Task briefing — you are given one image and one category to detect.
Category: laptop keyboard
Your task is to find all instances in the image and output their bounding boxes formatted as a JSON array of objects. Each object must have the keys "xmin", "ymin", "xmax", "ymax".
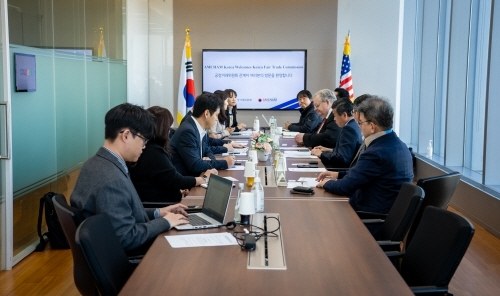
[{"xmin": 188, "ymin": 215, "xmax": 211, "ymax": 226}]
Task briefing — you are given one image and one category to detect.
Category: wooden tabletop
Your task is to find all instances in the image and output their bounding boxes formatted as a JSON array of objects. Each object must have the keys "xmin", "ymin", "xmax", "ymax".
[{"xmin": 119, "ymin": 199, "xmax": 413, "ymax": 295}]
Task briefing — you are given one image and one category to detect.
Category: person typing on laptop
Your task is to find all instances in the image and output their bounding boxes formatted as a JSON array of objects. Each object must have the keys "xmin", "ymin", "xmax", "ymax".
[{"xmin": 70, "ymin": 103, "xmax": 189, "ymax": 256}]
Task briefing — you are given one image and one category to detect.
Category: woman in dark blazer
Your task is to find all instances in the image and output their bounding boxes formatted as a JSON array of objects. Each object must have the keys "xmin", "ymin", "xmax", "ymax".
[
  {"xmin": 225, "ymin": 89, "xmax": 246, "ymax": 132},
  {"xmin": 129, "ymin": 106, "xmax": 215, "ymax": 203}
]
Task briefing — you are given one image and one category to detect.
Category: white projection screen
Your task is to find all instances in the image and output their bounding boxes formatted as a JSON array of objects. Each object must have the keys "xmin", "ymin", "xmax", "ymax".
[{"xmin": 202, "ymin": 50, "xmax": 307, "ymax": 110}]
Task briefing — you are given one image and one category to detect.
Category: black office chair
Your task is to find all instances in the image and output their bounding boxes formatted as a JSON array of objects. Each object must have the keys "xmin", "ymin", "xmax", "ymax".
[
  {"xmin": 359, "ymin": 183, "xmax": 424, "ymax": 251},
  {"xmin": 76, "ymin": 214, "xmax": 135, "ymax": 296},
  {"xmin": 52, "ymin": 195, "xmax": 99, "ymax": 296},
  {"xmin": 406, "ymin": 172, "xmax": 461, "ymax": 246},
  {"xmin": 387, "ymin": 206, "xmax": 474, "ymax": 295}
]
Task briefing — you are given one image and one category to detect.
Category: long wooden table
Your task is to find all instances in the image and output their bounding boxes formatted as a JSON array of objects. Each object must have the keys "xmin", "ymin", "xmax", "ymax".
[
  {"xmin": 119, "ymin": 199, "xmax": 412, "ymax": 295},
  {"xmin": 119, "ymin": 135, "xmax": 412, "ymax": 295}
]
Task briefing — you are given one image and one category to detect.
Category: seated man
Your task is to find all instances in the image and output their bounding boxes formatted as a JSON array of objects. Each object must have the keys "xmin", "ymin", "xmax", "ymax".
[
  {"xmin": 171, "ymin": 92, "xmax": 236, "ymax": 176},
  {"xmin": 71, "ymin": 103, "xmax": 189, "ymax": 256},
  {"xmin": 316, "ymin": 96, "xmax": 413, "ymax": 214},
  {"xmin": 334, "ymin": 87, "xmax": 350, "ymax": 100},
  {"xmin": 294, "ymin": 89, "xmax": 340, "ymax": 148},
  {"xmin": 311, "ymin": 98, "xmax": 362, "ymax": 168},
  {"xmin": 284, "ymin": 90, "xmax": 323, "ymax": 133}
]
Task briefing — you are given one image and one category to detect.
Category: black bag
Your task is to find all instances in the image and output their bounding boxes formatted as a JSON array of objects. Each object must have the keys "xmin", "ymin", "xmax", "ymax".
[{"xmin": 35, "ymin": 192, "xmax": 70, "ymax": 251}]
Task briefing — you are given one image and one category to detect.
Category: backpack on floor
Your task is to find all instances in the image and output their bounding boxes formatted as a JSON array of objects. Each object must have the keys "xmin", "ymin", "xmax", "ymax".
[{"xmin": 35, "ymin": 192, "xmax": 70, "ymax": 251}]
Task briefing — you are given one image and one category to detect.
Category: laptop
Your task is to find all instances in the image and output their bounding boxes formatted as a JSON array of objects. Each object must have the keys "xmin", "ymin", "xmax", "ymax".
[{"xmin": 175, "ymin": 174, "xmax": 233, "ymax": 230}]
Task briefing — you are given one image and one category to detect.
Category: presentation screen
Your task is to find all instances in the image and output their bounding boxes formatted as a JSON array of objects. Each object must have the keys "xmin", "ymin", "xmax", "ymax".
[
  {"xmin": 14, "ymin": 53, "xmax": 37, "ymax": 92},
  {"xmin": 202, "ymin": 50, "xmax": 306, "ymax": 110}
]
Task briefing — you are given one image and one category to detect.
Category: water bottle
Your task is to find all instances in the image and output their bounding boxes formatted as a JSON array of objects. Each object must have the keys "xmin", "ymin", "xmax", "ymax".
[
  {"xmin": 270, "ymin": 116, "xmax": 276, "ymax": 136},
  {"xmin": 253, "ymin": 116, "xmax": 260, "ymax": 132},
  {"xmin": 252, "ymin": 171, "xmax": 264, "ymax": 212},
  {"xmin": 234, "ymin": 183, "xmax": 244, "ymax": 223},
  {"xmin": 426, "ymin": 140, "xmax": 433, "ymax": 159}
]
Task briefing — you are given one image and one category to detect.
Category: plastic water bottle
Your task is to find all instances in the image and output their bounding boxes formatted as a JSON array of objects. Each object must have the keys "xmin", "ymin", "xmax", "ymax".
[
  {"xmin": 253, "ymin": 116, "xmax": 260, "ymax": 132},
  {"xmin": 234, "ymin": 183, "xmax": 244, "ymax": 223},
  {"xmin": 426, "ymin": 140, "xmax": 433, "ymax": 159},
  {"xmin": 252, "ymin": 171, "xmax": 264, "ymax": 212},
  {"xmin": 270, "ymin": 116, "xmax": 276, "ymax": 136}
]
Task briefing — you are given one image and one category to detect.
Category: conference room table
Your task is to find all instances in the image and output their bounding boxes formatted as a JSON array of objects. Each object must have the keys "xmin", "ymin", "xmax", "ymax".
[{"xmin": 119, "ymin": 134, "xmax": 413, "ymax": 295}]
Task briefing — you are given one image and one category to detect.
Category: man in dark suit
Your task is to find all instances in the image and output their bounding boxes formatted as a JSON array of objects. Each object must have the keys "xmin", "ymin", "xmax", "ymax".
[
  {"xmin": 284, "ymin": 90, "xmax": 323, "ymax": 133},
  {"xmin": 316, "ymin": 96, "xmax": 413, "ymax": 214},
  {"xmin": 71, "ymin": 103, "xmax": 189, "ymax": 255},
  {"xmin": 171, "ymin": 92, "xmax": 236, "ymax": 177},
  {"xmin": 311, "ymin": 98, "xmax": 362, "ymax": 168},
  {"xmin": 294, "ymin": 89, "xmax": 341, "ymax": 148}
]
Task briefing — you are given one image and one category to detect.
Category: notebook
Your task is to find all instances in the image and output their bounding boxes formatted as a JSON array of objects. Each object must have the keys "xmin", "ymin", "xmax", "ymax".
[{"xmin": 175, "ymin": 174, "xmax": 233, "ymax": 230}]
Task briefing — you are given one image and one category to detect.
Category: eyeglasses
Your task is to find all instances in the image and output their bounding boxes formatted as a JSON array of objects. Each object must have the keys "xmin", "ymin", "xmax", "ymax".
[
  {"xmin": 120, "ymin": 130, "xmax": 149, "ymax": 146},
  {"xmin": 357, "ymin": 120, "xmax": 371, "ymax": 126}
]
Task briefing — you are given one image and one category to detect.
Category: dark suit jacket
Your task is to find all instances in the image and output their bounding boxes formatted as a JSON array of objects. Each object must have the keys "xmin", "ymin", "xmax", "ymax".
[
  {"xmin": 225, "ymin": 108, "xmax": 241, "ymax": 132},
  {"xmin": 320, "ymin": 119, "xmax": 362, "ymax": 168},
  {"xmin": 323, "ymin": 131, "xmax": 414, "ymax": 214},
  {"xmin": 181, "ymin": 111, "xmax": 228, "ymax": 154},
  {"xmin": 302, "ymin": 112, "xmax": 341, "ymax": 148},
  {"xmin": 170, "ymin": 116, "xmax": 229, "ymax": 176},
  {"xmin": 288, "ymin": 103, "xmax": 323, "ymax": 133},
  {"xmin": 70, "ymin": 147, "xmax": 171, "ymax": 254},
  {"xmin": 129, "ymin": 141, "xmax": 197, "ymax": 203}
]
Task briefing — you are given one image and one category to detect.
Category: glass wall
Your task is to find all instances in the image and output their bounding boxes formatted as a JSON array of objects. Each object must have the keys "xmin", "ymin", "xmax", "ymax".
[
  {"xmin": 401, "ymin": 0, "xmax": 498, "ymax": 189},
  {"xmin": 7, "ymin": 0, "xmax": 127, "ymax": 259}
]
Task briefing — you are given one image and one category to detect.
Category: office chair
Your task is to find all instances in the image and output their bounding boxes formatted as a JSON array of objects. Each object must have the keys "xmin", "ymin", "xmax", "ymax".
[
  {"xmin": 406, "ymin": 172, "xmax": 461, "ymax": 246},
  {"xmin": 52, "ymin": 195, "xmax": 99, "ymax": 296},
  {"xmin": 387, "ymin": 206, "xmax": 474, "ymax": 295},
  {"xmin": 359, "ymin": 183, "xmax": 424, "ymax": 251},
  {"xmin": 76, "ymin": 214, "xmax": 135, "ymax": 296}
]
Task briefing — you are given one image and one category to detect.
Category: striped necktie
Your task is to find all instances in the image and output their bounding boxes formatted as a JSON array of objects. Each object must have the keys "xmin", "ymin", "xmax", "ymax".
[{"xmin": 317, "ymin": 118, "xmax": 326, "ymax": 134}]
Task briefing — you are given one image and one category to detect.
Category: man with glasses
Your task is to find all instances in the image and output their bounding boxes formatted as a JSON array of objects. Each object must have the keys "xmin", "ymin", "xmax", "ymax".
[
  {"xmin": 284, "ymin": 90, "xmax": 323, "ymax": 133},
  {"xmin": 316, "ymin": 96, "xmax": 413, "ymax": 215},
  {"xmin": 71, "ymin": 103, "xmax": 189, "ymax": 256},
  {"xmin": 294, "ymin": 89, "xmax": 340, "ymax": 148},
  {"xmin": 311, "ymin": 98, "xmax": 362, "ymax": 168}
]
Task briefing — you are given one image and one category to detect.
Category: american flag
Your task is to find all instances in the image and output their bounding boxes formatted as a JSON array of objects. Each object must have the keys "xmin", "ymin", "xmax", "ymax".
[{"xmin": 339, "ymin": 34, "xmax": 354, "ymax": 100}]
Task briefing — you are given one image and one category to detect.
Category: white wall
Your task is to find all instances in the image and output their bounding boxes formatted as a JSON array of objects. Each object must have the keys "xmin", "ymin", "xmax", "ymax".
[
  {"xmin": 126, "ymin": 0, "xmax": 149, "ymax": 107},
  {"xmin": 336, "ymin": 0, "xmax": 404, "ymax": 133}
]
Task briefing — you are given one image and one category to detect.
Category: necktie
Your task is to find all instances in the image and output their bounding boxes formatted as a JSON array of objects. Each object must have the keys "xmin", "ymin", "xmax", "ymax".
[
  {"xmin": 349, "ymin": 142, "xmax": 366, "ymax": 168},
  {"xmin": 317, "ymin": 118, "xmax": 326, "ymax": 134}
]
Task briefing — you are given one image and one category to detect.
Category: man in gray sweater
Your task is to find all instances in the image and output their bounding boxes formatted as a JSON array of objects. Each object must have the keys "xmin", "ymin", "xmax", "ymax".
[{"xmin": 71, "ymin": 103, "xmax": 188, "ymax": 255}]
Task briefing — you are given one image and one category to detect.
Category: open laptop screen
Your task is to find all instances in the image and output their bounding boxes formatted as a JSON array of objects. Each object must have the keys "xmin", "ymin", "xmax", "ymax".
[{"xmin": 201, "ymin": 175, "xmax": 233, "ymax": 222}]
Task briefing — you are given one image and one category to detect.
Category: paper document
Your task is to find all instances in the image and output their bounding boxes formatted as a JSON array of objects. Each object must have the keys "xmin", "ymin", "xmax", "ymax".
[
  {"xmin": 227, "ymin": 166, "xmax": 245, "ymax": 171},
  {"xmin": 285, "ymin": 155, "xmax": 318, "ymax": 159},
  {"xmin": 233, "ymin": 148, "xmax": 249, "ymax": 153},
  {"xmin": 165, "ymin": 232, "xmax": 238, "ymax": 248},
  {"xmin": 297, "ymin": 177, "xmax": 319, "ymax": 187},
  {"xmin": 283, "ymin": 150, "xmax": 311, "ymax": 156},
  {"xmin": 289, "ymin": 168, "xmax": 326, "ymax": 172},
  {"xmin": 222, "ymin": 152, "xmax": 246, "ymax": 156},
  {"xmin": 223, "ymin": 176, "xmax": 239, "ymax": 181},
  {"xmin": 279, "ymin": 147, "xmax": 310, "ymax": 151},
  {"xmin": 282, "ymin": 131, "xmax": 299, "ymax": 137}
]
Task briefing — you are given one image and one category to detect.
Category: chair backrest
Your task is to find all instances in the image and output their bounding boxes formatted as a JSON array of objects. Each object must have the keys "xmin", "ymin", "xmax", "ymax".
[
  {"xmin": 380, "ymin": 183, "xmax": 424, "ymax": 242},
  {"xmin": 76, "ymin": 214, "xmax": 135, "ymax": 296},
  {"xmin": 401, "ymin": 206, "xmax": 474, "ymax": 289},
  {"xmin": 52, "ymin": 195, "xmax": 98, "ymax": 296},
  {"xmin": 407, "ymin": 172, "xmax": 462, "ymax": 245}
]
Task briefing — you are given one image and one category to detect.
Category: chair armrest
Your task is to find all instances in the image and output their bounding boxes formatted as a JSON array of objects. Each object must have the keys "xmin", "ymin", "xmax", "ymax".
[
  {"xmin": 377, "ymin": 240, "xmax": 402, "ymax": 252},
  {"xmin": 384, "ymin": 251, "xmax": 404, "ymax": 259},
  {"xmin": 356, "ymin": 211, "xmax": 388, "ymax": 220},
  {"xmin": 361, "ymin": 219, "xmax": 385, "ymax": 225},
  {"xmin": 142, "ymin": 201, "xmax": 176, "ymax": 208},
  {"xmin": 410, "ymin": 285, "xmax": 449, "ymax": 294}
]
